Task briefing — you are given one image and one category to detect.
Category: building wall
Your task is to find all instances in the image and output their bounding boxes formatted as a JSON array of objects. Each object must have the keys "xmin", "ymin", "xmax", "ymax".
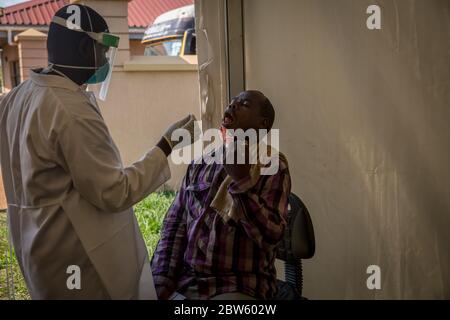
[
  {"xmin": 96, "ymin": 68, "xmax": 200, "ymax": 190},
  {"xmin": 130, "ymin": 39, "xmax": 145, "ymax": 57},
  {"xmin": 241, "ymin": 0, "xmax": 450, "ymax": 299},
  {"xmin": 1, "ymin": 44, "xmax": 19, "ymax": 92},
  {"xmin": 17, "ymin": 37, "xmax": 47, "ymax": 81}
]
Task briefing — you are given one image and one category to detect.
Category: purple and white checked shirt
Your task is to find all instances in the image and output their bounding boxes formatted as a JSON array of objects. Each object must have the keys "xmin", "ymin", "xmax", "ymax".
[{"xmin": 151, "ymin": 155, "xmax": 291, "ymax": 300}]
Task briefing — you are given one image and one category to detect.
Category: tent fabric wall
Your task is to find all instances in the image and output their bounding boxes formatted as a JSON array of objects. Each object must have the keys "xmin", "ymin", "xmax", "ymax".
[
  {"xmin": 195, "ymin": 0, "xmax": 229, "ymax": 131},
  {"xmin": 196, "ymin": 0, "xmax": 450, "ymax": 299}
]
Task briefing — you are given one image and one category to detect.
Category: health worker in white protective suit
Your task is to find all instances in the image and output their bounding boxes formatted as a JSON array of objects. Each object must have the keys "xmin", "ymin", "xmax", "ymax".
[{"xmin": 0, "ymin": 4, "xmax": 196, "ymax": 299}]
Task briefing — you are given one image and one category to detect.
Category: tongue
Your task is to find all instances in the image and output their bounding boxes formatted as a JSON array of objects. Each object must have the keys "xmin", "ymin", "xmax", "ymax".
[{"xmin": 224, "ymin": 116, "xmax": 233, "ymax": 125}]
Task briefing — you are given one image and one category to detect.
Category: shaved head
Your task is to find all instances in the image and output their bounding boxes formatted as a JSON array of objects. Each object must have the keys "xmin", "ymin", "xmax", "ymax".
[
  {"xmin": 245, "ymin": 90, "xmax": 275, "ymax": 130},
  {"xmin": 222, "ymin": 90, "xmax": 275, "ymax": 131}
]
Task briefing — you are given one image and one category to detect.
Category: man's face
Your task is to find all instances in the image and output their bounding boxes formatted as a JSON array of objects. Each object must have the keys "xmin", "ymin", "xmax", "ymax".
[
  {"xmin": 222, "ymin": 91, "xmax": 267, "ymax": 131},
  {"xmin": 95, "ymin": 42, "xmax": 109, "ymax": 66}
]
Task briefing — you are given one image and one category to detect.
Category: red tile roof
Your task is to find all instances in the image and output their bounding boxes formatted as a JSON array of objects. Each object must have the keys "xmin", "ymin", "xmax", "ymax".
[
  {"xmin": 128, "ymin": 0, "xmax": 193, "ymax": 28},
  {"xmin": 0, "ymin": 0, "xmax": 194, "ymax": 28},
  {"xmin": 0, "ymin": 0, "xmax": 67, "ymax": 26}
]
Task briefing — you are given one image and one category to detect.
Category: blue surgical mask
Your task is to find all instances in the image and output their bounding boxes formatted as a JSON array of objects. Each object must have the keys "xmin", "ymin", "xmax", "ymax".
[{"xmin": 85, "ymin": 62, "xmax": 110, "ymax": 84}]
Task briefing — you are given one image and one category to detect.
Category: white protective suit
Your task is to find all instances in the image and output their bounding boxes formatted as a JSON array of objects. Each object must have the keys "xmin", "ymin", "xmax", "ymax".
[{"xmin": 0, "ymin": 69, "xmax": 170, "ymax": 299}]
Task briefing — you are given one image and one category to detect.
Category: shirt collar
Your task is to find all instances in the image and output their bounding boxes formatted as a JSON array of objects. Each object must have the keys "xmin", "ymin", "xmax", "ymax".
[{"xmin": 29, "ymin": 68, "xmax": 81, "ymax": 92}]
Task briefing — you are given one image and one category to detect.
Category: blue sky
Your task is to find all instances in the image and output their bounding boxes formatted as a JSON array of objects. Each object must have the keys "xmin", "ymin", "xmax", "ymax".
[{"xmin": 0, "ymin": 0, "xmax": 29, "ymax": 8}]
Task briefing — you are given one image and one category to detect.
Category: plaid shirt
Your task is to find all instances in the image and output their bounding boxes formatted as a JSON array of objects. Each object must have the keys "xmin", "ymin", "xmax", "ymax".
[{"xmin": 151, "ymin": 154, "xmax": 291, "ymax": 300}]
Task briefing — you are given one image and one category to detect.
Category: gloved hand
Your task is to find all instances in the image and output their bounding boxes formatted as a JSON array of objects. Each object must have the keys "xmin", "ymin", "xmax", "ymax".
[{"xmin": 162, "ymin": 114, "xmax": 198, "ymax": 150}]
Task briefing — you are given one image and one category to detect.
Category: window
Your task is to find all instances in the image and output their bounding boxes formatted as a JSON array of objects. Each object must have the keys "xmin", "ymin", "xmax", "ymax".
[
  {"xmin": 144, "ymin": 39, "xmax": 183, "ymax": 56},
  {"xmin": 11, "ymin": 61, "xmax": 20, "ymax": 87}
]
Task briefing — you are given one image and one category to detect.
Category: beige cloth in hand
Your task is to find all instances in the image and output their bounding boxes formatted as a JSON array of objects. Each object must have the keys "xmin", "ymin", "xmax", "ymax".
[
  {"xmin": 210, "ymin": 149, "xmax": 288, "ymax": 223},
  {"xmin": 210, "ymin": 164, "xmax": 261, "ymax": 223}
]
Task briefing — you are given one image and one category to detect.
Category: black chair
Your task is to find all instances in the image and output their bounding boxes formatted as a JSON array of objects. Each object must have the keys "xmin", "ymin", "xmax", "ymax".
[{"xmin": 275, "ymin": 193, "xmax": 315, "ymax": 300}]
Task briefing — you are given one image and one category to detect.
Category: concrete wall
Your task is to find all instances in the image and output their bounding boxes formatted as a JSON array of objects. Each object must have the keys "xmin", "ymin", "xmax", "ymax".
[
  {"xmin": 241, "ymin": 0, "xmax": 450, "ymax": 299},
  {"xmin": 96, "ymin": 68, "xmax": 200, "ymax": 190}
]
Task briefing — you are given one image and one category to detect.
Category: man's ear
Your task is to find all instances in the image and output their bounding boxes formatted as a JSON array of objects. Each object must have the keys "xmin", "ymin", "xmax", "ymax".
[
  {"xmin": 78, "ymin": 36, "xmax": 93, "ymax": 62},
  {"xmin": 261, "ymin": 118, "xmax": 270, "ymax": 130}
]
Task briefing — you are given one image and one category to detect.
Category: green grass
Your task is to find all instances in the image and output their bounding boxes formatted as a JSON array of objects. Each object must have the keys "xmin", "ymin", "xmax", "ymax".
[
  {"xmin": 0, "ymin": 191, "xmax": 175, "ymax": 300},
  {"xmin": 134, "ymin": 191, "xmax": 175, "ymax": 257},
  {"xmin": 0, "ymin": 211, "xmax": 30, "ymax": 300}
]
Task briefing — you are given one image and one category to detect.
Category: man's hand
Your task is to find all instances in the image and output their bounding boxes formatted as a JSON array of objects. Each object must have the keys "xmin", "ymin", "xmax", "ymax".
[
  {"xmin": 223, "ymin": 140, "xmax": 251, "ymax": 181},
  {"xmin": 155, "ymin": 285, "xmax": 172, "ymax": 300}
]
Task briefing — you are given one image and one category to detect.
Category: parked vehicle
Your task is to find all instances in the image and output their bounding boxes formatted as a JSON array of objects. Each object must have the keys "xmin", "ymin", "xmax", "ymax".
[{"xmin": 142, "ymin": 4, "xmax": 196, "ymax": 56}]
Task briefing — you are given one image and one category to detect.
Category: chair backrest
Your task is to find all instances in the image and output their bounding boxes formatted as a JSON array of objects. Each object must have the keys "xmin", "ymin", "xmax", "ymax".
[{"xmin": 277, "ymin": 193, "xmax": 315, "ymax": 263}]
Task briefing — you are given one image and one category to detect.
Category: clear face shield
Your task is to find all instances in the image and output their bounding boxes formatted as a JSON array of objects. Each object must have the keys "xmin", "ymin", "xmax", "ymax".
[
  {"xmin": 85, "ymin": 33, "xmax": 119, "ymax": 101},
  {"xmin": 50, "ymin": 16, "xmax": 120, "ymax": 101}
]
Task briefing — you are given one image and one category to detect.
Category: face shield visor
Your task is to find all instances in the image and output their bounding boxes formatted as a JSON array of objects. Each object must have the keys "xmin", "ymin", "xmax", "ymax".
[{"xmin": 50, "ymin": 16, "xmax": 120, "ymax": 101}]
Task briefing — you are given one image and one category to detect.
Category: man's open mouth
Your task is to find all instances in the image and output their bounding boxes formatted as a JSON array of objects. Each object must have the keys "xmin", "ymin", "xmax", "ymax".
[{"xmin": 222, "ymin": 111, "xmax": 234, "ymax": 127}]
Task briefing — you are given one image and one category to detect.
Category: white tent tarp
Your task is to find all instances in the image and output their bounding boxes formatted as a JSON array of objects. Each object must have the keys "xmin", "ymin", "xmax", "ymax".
[{"xmin": 196, "ymin": 0, "xmax": 450, "ymax": 299}]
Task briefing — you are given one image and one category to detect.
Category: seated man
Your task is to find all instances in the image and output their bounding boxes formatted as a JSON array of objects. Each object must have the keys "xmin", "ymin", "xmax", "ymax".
[{"xmin": 151, "ymin": 90, "xmax": 291, "ymax": 300}]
